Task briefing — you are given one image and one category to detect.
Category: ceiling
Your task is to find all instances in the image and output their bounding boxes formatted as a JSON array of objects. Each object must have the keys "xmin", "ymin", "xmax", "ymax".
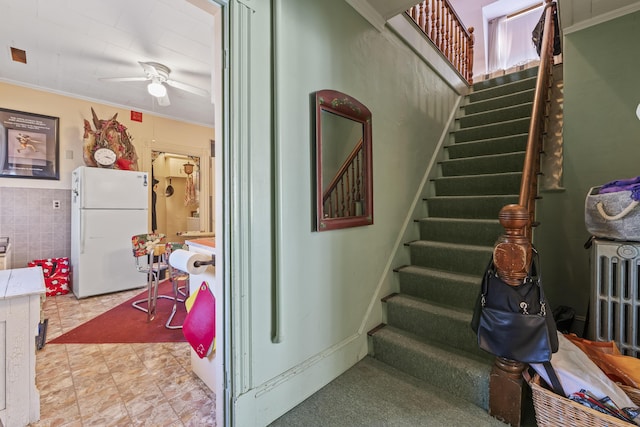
[
  {"xmin": 2, "ymin": 0, "xmax": 640, "ymax": 127},
  {"xmin": 0, "ymin": 0, "xmax": 218, "ymax": 127}
]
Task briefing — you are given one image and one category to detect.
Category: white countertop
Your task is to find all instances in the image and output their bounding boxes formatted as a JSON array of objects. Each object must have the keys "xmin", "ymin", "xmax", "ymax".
[
  {"xmin": 185, "ymin": 238, "xmax": 216, "ymax": 254},
  {"xmin": 0, "ymin": 267, "xmax": 46, "ymax": 299}
]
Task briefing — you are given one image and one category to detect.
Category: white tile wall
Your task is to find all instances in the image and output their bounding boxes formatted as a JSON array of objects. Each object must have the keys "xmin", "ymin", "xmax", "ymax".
[{"xmin": 0, "ymin": 187, "xmax": 71, "ymax": 268}]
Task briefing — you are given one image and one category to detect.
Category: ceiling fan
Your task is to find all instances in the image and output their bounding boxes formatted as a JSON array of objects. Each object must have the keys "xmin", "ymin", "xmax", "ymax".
[{"xmin": 99, "ymin": 61, "xmax": 209, "ymax": 106}]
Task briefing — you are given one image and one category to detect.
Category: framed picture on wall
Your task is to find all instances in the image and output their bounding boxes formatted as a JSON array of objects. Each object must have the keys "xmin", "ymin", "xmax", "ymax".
[{"xmin": 0, "ymin": 108, "xmax": 60, "ymax": 180}]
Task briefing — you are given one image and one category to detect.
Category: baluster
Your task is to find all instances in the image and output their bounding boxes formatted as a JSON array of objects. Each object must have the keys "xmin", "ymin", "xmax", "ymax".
[
  {"xmin": 441, "ymin": 5, "xmax": 447, "ymax": 54},
  {"xmin": 448, "ymin": 6, "xmax": 452, "ymax": 56},
  {"xmin": 467, "ymin": 27, "xmax": 474, "ymax": 84},
  {"xmin": 409, "ymin": 5, "xmax": 416, "ymax": 21},
  {"xmin": 338, "ymin": 179, "xmax": 343, "ymax": 217},
  {"xmin": 432, "ymin": 0, "xmax": 437, "ymax": 41},
  {"xmin": 345, "ymin": 169, "xmax": 352, "ymax": 216},
  {"xmin": 446, "ymin": 13, "xmax": 452, "ymax": 62},
  {"xmin": 355, "ymin": 151, "xmax": 362, "ymax": 202},
  {"xmin": 456, "ymin": 23, "xmax": 461, "ymax": 71},
  {"xmin": 436, "ymin": 0, "xmax": 441, "ymax": 50},
  {"xmin": 435, "ymin": 0, "xmax": 441, "ymax": 50},
  {"xmin": 419, "ymin": 2, "xmax": 427, "ymax": 32}
]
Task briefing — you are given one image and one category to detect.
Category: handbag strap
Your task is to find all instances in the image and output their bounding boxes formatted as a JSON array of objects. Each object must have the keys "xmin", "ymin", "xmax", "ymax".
[
  {"xmin": 530, "ymin": 248, "xmax": 547, "ymax": 312},
  {"xmin": 483, "ymin": 248, "xmax": 549, "ymax": 317},
  {"xmin": 480, "ymin": 256, "xmax": 495, "ymax": 299},
  {"xmin": 542, "ymin": 361, "xmax": 565, "ymax": 397}
]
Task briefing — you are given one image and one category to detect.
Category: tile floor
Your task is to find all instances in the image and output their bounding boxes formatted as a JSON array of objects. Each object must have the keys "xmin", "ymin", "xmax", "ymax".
[{"xmin": 31, "ymin": 287, "xmax": 215, "ymax": 427}]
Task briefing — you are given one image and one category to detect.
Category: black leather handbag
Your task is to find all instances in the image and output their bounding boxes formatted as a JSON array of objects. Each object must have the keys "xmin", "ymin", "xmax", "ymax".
[{"xmin": 471, "ymin": 249, "xmax": 559, "ymax": 364}]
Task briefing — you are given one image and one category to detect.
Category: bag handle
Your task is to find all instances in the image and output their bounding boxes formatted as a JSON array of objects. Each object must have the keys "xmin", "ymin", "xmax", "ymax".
[
  {"xmin": 482, "ymin": 248, "xmax": 544, "ymax": 298},
  {"xmin": 525, "ymin": 248, "xmax": 549, "ymax": 317},
  {"xmin": 596, "ymin": 200, "xmax": 639, "ymax": 221},
  {"xmin": 482, "ymin": 248, "xmax": 548, "ymax": 316}
]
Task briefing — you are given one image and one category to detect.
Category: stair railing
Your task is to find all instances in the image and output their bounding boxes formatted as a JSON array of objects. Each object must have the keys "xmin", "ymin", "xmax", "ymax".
[
  {"xmin": 322, "ymin": 139, "xmax": 364, "ymax": 218},
  {"xmin": 407, "ymin": 0, "xmax": 475, "ymax": 84},
  {"xmin": 489, "ymin": 1, "xmax": 557, "ymax": 426}
]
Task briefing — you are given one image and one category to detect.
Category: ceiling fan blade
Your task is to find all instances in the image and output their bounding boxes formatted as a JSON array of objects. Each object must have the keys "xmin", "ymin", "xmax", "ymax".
[
  {"xmin": 99, "ymin": 76, "xmax": 148, "ymax": 83},
  {"xmin": 157, "ymin": 92, "xmax": 171, "ymax": 107},
  {"xmin": 166, "ymin": 79, "xmax": 209, "ymax": 97}
]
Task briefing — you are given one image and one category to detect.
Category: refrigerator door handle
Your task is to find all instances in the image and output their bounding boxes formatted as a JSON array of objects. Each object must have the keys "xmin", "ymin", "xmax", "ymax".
[{"xmin": 80, "ymin": 213, "xmax": 85, "ymax": 254}]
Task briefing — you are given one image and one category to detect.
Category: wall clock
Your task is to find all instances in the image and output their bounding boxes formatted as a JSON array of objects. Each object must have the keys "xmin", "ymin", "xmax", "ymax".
[{"xmin": 94, "ymin": 147, "xmax": 117, "ymax": 168}]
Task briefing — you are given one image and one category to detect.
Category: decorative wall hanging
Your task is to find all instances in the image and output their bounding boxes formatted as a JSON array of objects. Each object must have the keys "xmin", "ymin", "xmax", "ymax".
[
  {"xmin": 82, "ymin": 107, "xmax": 139, "ymax": 170},
  {"xmin": 0, "ymin": 107, "xmax": 60, "ymax": 180}
]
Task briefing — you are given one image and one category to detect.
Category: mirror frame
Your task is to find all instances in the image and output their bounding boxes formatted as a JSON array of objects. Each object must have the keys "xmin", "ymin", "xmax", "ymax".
[{"xmin": 315, "ymin": 89, "xmax": 373, "ymax": 231}]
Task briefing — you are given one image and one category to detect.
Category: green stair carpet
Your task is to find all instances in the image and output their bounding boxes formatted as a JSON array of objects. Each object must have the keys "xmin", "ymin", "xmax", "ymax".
[{"xmin": 369, "ymin": 67, "xmax": 538, "ymax": 412}]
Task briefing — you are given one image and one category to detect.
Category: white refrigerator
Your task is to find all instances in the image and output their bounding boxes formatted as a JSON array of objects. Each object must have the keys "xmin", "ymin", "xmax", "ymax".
[{"xmin": 71, "ymin": 166, "xmax": 150, "ymax": 298}]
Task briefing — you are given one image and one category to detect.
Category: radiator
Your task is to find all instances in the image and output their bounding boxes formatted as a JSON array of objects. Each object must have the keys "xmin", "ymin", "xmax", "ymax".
[{"xmin": 589, "ymin": 239, "xmax": 640, "ymax": 357}]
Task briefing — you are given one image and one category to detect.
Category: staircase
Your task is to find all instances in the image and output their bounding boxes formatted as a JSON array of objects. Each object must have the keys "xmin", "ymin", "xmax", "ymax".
[{"xmin": 369, "ymin": 66, "xmax": 539, "ymax": 411}]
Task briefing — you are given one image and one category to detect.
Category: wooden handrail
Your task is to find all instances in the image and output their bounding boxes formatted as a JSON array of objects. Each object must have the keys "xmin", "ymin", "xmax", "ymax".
[
  {"xmin": 495, "ymin": 0, "xmax": 556, "ymax": 285},
  {"xmin": 490, "ymin": 2, "xmax": 558, "ymax": 426},
  {"xmin": 407, "ymin": 0, "xmax": 475, "ymax": 84}
]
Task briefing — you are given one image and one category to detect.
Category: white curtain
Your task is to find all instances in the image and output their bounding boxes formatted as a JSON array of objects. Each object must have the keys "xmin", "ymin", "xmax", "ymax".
[
  {"xmin": 487, "ymin": 15, "xmax": 508, "ymax": 73},
  {"xmin": 486, "ymin": 6, "xmax": 543, "ymax": 73},
  {"xmin": 505, "ymin": 7, "xmax": 542, "ymax": 67}
]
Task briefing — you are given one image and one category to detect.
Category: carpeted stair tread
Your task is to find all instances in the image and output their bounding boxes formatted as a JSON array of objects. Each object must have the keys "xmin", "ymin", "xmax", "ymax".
[
  {"xmin": 440, "ymin": 151, "xmax": 525, "ymax": 176},
  {"xmin": 446, "ymin": 134, "xmax": 528, "ymax": 159},
  {"xmin": 378, "ymin": 67, "xmax": 537, "ymax": 415},
  {"xmin": 472, "ymin": 66, "xmax": 539, "ymax": 91},
  {"xmin": 370, "ymin": 325, "xmax": 492, "ymax": 410},
  {"xmin": 408, "ymin": 240, "xmax": 493, "ymax": 275},
  {"xmin": 416, "ymin": 217, "xmax": 503, "ymax": 246},
  {"xmin": 396, "ymin": 264, "xmax": 481, "ymax": 310},
  {"xmin": 469, "ymin": 76, "xmax": 537, "ymax": 102},
  {"xmin": 384, "ymin": 293, "xmax": 482, "ymax": 356},
  {"xmin": 463, "ymin": 88, "xmax": 535, "ymax": 115},
  {"xmin": 458, "ymin": 102, "xmax": 533, "ymax": 129},
  {"xmin": 452, "ymin": 117, "xmax": 530, "ymax": 143},
  {"xmin": 425, "ymin": 194, "xmax": 519, "ymax": 220},
  {"xmin": 433, "ymin": 172, "xmax": 522, "ymax": 196}
]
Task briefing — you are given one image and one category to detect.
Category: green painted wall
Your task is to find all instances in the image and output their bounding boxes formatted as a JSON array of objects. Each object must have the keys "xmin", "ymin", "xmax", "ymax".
[
  {"xmin": 245, "ymin": 0, "xmax": 457, "ymax": 404},
  {"xmin": 535, "ymin": 11, "xmax": 640, "ymax": 325}
]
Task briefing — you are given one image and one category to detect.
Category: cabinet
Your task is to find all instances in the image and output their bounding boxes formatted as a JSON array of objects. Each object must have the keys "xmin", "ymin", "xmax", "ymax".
[
  {"xmin": 167, "ymin": 157, "xmax": 188, "ymax": 178},
  {"xmin": 184, "ymin": 238, "xmax": 221, "ymax": 427},
  {"xmin": 0, "ymin": 267, "xmax": 45, "ymax": 427}
]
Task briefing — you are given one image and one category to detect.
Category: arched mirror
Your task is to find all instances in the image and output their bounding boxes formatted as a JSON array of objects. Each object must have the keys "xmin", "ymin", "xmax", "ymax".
[{"xmin": 315, "ymin": 89, "xmax": 373, "ymax": 231}]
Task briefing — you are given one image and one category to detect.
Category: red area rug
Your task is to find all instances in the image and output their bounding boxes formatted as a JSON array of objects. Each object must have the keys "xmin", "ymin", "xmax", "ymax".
[{"xmin": 49, "ymin": 280, "xmax": 187, "ymax": 344}]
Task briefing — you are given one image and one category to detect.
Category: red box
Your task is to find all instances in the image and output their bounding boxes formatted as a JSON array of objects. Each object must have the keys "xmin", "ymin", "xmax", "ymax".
[{"xmin": 28, "ymin": 257, "xmax": 71, "ymax": 296}]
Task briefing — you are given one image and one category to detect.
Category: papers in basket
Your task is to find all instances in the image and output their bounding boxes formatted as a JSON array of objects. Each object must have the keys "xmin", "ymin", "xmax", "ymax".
[{"xmin": 531, "ymin": 333, "xmax": 640, "ymax": 425}]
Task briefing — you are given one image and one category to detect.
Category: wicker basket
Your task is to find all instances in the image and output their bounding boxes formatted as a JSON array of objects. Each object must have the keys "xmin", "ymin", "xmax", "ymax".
[{"xmin": 530, "ymin": 374, "xmax": 640, "ymax": 426}]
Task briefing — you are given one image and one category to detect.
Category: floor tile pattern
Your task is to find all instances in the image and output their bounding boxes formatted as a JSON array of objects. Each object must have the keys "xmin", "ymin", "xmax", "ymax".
[{"xmin": 30, "ymin": 288, "xmax": 215, "ymax": 426}]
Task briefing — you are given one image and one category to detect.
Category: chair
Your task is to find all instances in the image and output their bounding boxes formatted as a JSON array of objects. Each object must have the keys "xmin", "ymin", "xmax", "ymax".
[
  {"xmin": 164, "ymin": 242, "xmax": 190, "ymax": 329},
  {"xmin": 130, "ymin": 233, "xmax": 175, "ymax": 322}
]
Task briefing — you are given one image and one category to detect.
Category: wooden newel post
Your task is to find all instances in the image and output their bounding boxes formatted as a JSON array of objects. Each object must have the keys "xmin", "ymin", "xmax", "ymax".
[
  {"xmin": 494, "ymin": 204, "xmax": 531, "ymax": 285},
  {"xmin": 489, "ymin": 204, "xmax": 531, "ymax": 426}
]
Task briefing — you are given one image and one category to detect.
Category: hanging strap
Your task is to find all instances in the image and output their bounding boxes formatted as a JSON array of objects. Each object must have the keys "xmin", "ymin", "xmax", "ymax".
[{"xmin": 542, "ymin": 361, "xmax": 565, "ymax": 397}]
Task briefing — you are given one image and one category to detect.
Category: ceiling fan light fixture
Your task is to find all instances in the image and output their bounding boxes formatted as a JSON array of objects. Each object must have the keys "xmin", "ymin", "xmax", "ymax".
[{"xmin": 147, "ymin": 80, "xmax": 167, "ymax": 97}]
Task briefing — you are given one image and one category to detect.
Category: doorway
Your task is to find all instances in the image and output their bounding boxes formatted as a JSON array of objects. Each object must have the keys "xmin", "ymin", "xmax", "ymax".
[{"xmin": 151, "ymin": 151, "xmax": 203, "ymax": 244}]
